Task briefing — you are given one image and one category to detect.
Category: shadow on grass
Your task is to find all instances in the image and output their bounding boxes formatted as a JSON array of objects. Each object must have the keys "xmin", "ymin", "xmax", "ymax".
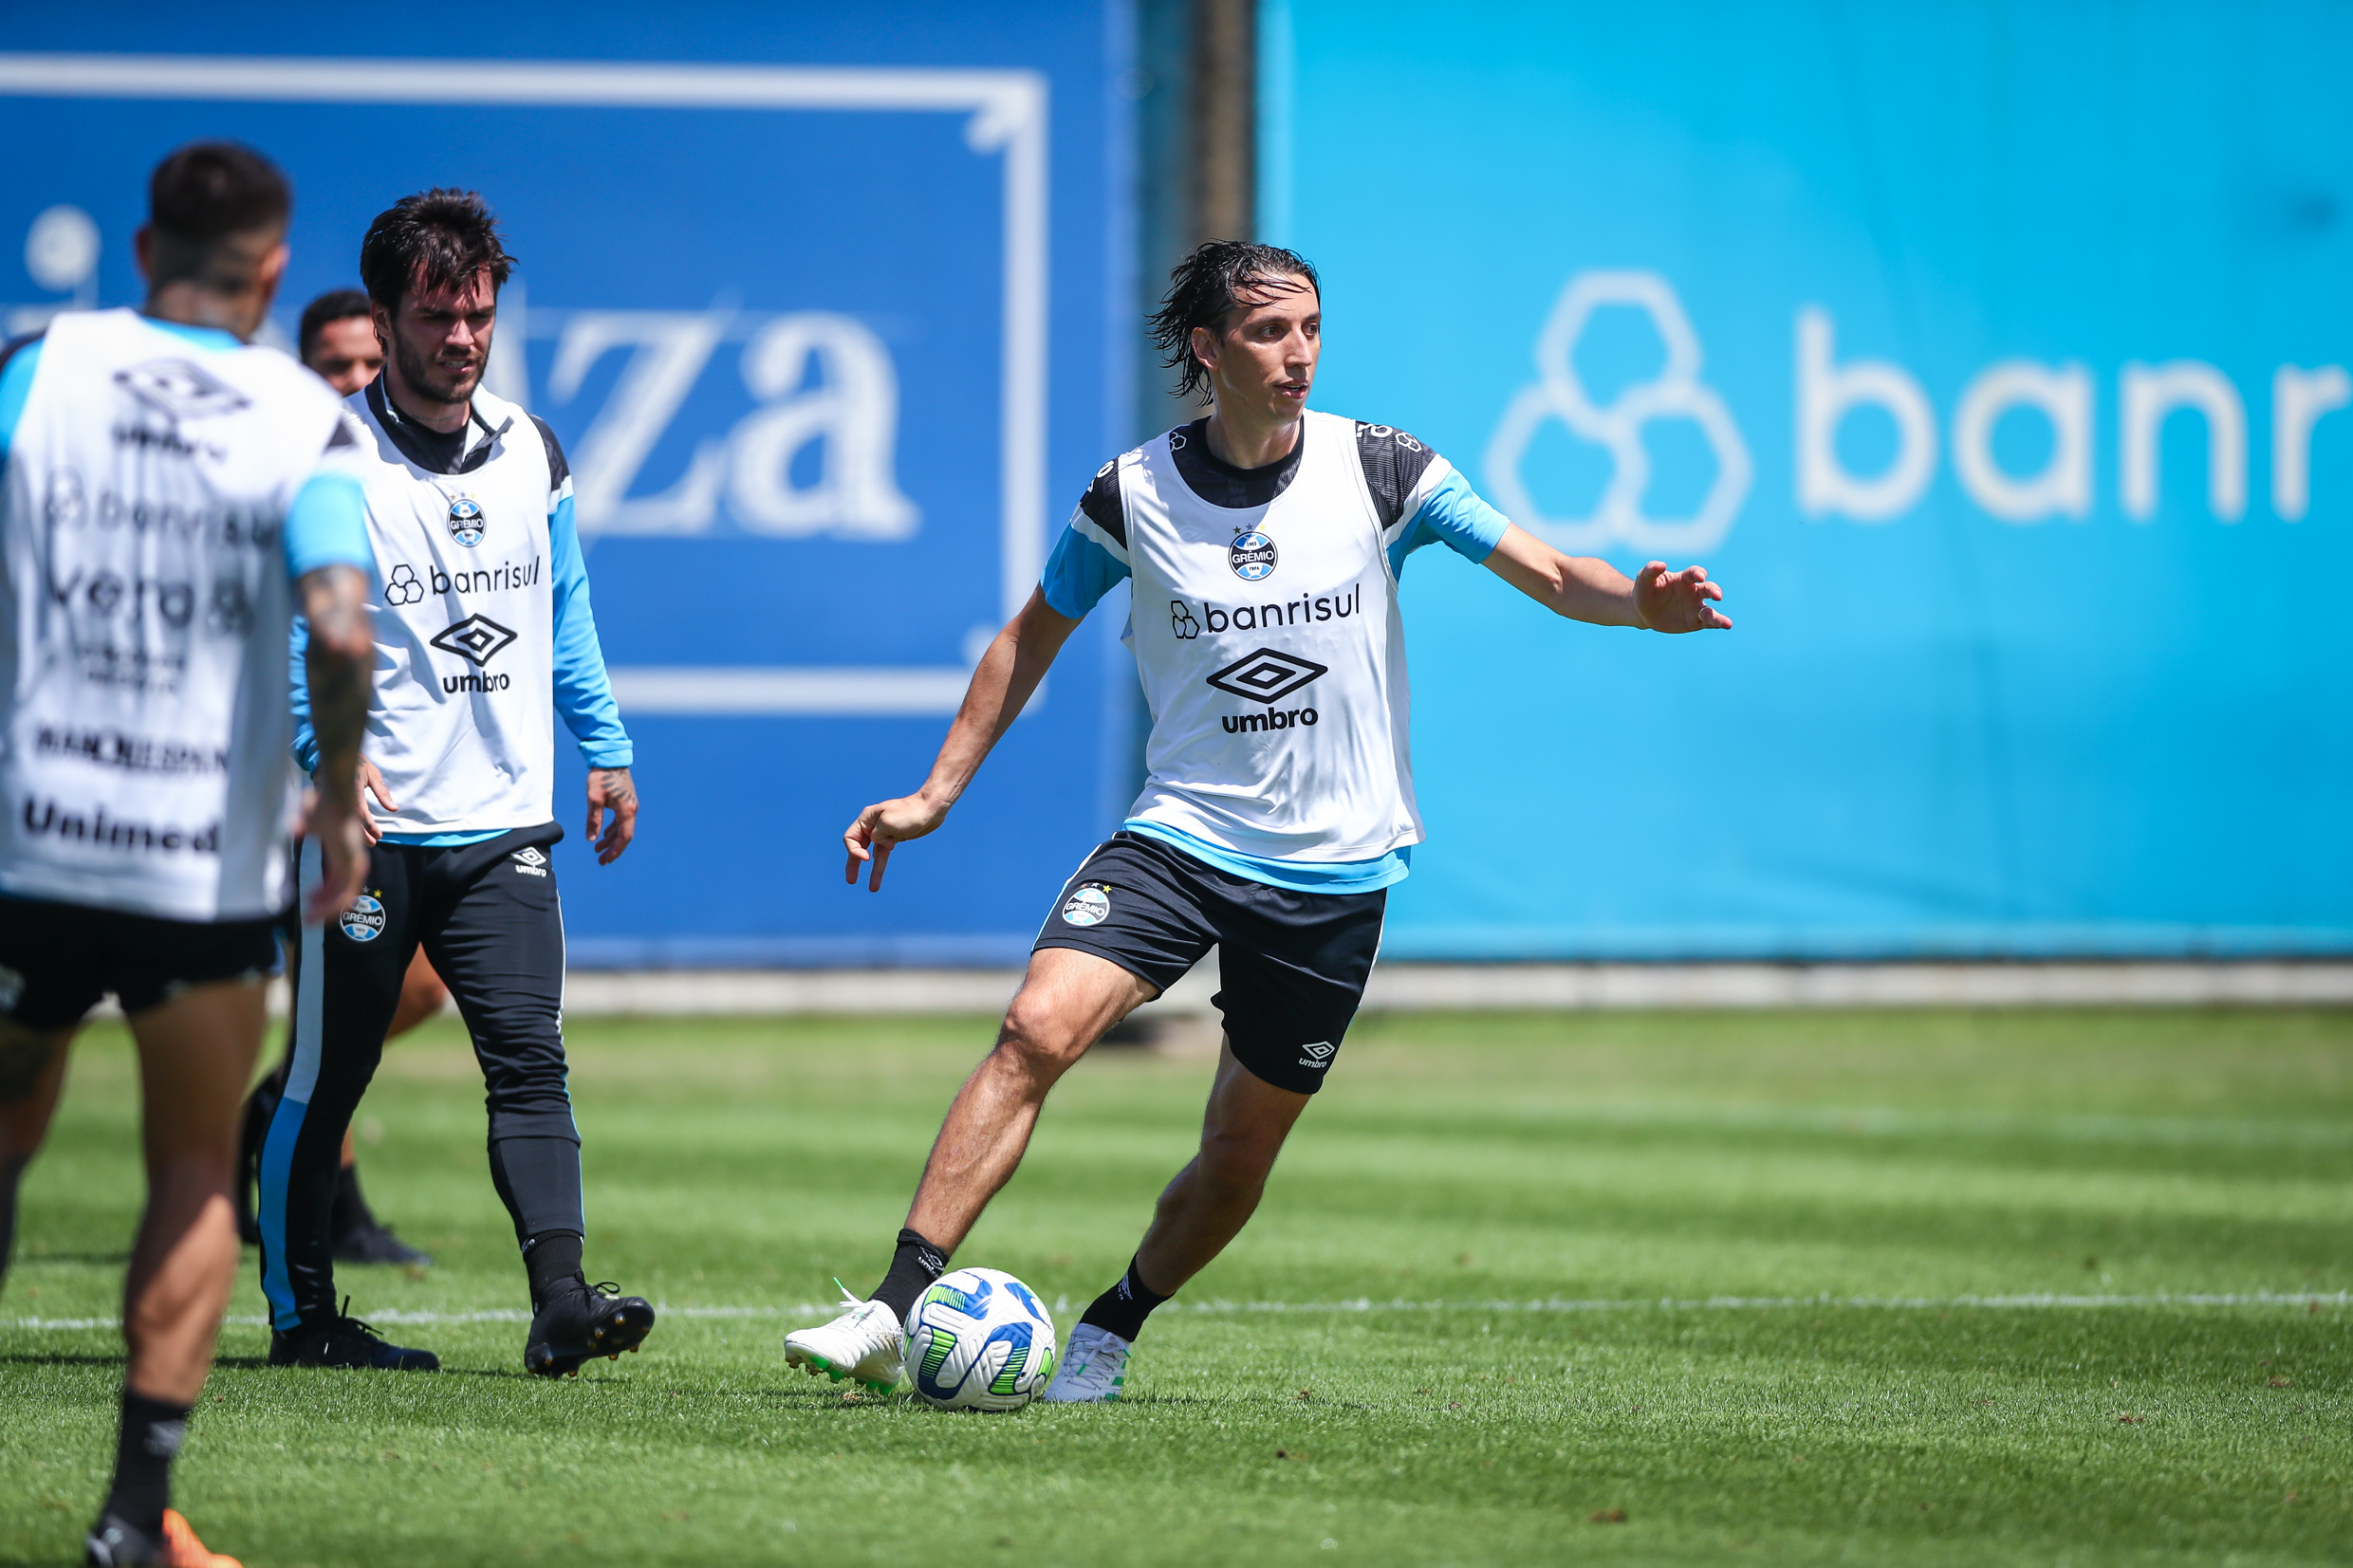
[
  {"xmin": 0, "ymin": 1351, "xmax": 122, "ymax": 1368},
  {"xmin": 9, "ymin": 1251, "xmax": 130, "ymax": 1265}
]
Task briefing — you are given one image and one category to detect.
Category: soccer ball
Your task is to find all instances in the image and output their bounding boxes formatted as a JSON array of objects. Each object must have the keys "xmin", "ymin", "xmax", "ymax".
[{"xmin": 903, "ymin": 1266, "xmax": 1058, "ymax": 1411}]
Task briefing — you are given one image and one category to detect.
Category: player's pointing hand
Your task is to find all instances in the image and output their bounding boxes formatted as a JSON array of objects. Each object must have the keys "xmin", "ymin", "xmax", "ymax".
[
  {"xmin": 1635, "ymin": 561, "xmax": 1732, "ymax": 633},
  {"xmin": 844, "ymin": 794, "xmax": 952, "ymax": 892}
]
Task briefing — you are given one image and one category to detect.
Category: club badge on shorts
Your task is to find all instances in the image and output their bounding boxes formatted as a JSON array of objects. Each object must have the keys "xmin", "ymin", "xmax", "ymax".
[
  {"xmin": 1061, "ymin": 883, "xmax": 1112, "ymax": 928},
  {"xmin": 340, "ymin": 893, "xmax": 387, "ymax": 942},
  {"xmin": 1229, "ymin": 528, "xmax": 1278, "ymax": 581}
]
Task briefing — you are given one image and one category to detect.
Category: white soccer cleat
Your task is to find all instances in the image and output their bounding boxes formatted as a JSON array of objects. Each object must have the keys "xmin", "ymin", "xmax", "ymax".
[
  {"xmin": 1039, "ymin": 1322, "xmax": 1129, "ymax": 1402},
  {"xmin": 784, "ymin": 1282, "xmax": 905, "ymax": 1393}
]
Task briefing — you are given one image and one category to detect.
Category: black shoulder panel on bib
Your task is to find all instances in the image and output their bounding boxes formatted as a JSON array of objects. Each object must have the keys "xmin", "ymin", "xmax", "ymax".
[
  {"xmin": 1352, "ymin": 422, "xmax": 1441, "ymax": 532},
  {"xmin": 528, "ymin": 414, "xmax": 571, "ymax": 492},
  {"xmin": 1075, "ymin": 459, "xmax": 1125, "ymax": 546},
  {"xmin": 0, "ymin": 329, "xmax": 45, "ymax": 377},
  {"xmin": 1169, "ymin": 417, "xmax": 1305, "ymax": 508}
]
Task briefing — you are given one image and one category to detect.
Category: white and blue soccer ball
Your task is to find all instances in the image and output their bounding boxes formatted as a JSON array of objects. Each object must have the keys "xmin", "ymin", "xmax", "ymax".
[{"xmin": 903, "ymin": 1266, "xmax": 1057, "ymax": 1411}]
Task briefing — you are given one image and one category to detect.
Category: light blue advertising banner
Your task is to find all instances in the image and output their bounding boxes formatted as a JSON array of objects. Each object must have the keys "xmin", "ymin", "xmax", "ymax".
[
  {"xmin": 1269, "ymin": 0, "xmax": 2353, "ymax": 957},
  {"xmin": 0, "ymin": 4, "xmax": 1133, "ymax": 965}
]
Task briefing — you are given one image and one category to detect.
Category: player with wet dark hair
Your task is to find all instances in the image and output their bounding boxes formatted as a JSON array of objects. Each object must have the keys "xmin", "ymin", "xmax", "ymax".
[
  {"xmin": 251, "ymin": 187, "xmax": 650, "ymax": 1378},
  {"xmin": 786, "ymin": 238, "xmax": 1730, "ymax": 1403}
]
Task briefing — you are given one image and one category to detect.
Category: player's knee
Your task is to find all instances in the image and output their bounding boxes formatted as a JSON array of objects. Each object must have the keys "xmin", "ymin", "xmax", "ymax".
[
  {"xmin": 1196, "ymin": 1123, "xmax": 1285, "ymax": 1195},
  {"xmin": 992, "ymin": 997, "xmax": 1092, "ymax": 1081}
]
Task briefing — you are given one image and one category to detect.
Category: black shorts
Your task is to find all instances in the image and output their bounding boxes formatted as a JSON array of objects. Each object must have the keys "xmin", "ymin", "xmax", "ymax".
[
  {"xmin": 1033, "ymin": 831, "xmax": 1386, "ymax": 1095},
  {"xmin": 0, "ymin": 894, "xmax": 280, "ymax": 1030}
]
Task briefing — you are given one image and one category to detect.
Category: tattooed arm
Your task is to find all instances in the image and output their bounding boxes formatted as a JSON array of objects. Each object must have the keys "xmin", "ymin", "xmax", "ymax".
[{"xmin": 298, "ymin": 562, "xmax": 375, "ymax": 920}]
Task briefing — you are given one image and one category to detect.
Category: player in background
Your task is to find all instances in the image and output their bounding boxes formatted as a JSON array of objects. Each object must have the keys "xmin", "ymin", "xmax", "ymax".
[
  {"xmin": 787, "ymin": 241, "xmax": 1729, "ymax": 1400},
  {"xmin": 252, "ymin": 189, "xmax": 652, "ymax": 1376},
  {"xmin": 234, "ymin": 287, "xmax": 439, "ymax": 1268},
  {"xmin": 0, "ymin": 142, "xmax": 375, "ymax": 1567}
]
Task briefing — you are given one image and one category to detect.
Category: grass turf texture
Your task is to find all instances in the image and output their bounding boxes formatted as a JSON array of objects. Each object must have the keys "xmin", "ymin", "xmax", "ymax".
[{"xmin": 3, "ymin": 1009, "xmax": 2348, "ymax": 1566}]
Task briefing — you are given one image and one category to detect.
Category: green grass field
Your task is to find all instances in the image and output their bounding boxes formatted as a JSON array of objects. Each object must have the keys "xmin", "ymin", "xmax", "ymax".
[{"xmin": 3, "ymin": 1007, "xmax": 2348, "ymax": 1566}]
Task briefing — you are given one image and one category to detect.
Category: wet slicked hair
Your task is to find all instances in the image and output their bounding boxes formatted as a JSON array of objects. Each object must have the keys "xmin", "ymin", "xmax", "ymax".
[
  {"xmin": 359, "ymin": 188, "xmax": 515, "ymax": 312},
  {"xmin": 145, "ymin": 140, "xmax": 291, "ymax": 287},
  {"xmin": 1148, "ymin": 240, "xmax": 1320, "ymax": 402}
]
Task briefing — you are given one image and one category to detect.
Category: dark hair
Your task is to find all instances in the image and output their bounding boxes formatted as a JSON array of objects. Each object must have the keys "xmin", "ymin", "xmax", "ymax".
[
  {"xmin": 1148, "ymin": 240, "xmax": 1320, "ymax": 401},
  {"xmin": 145, "ymin": 141, "xmax": 291, "ymax": 286},
  {"xmin": 358, "ymin": 188, "xmax": 514, "ymax": 312},
  {"xmin": 297, "ymin": 287, "xmax": 372, "ymax": 358}
]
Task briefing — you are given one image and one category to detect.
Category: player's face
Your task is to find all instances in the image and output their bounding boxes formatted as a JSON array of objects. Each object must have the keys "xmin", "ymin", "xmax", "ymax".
[
  {"xmin": 305, "ymin": 315, "xmax": 383, "ymax": 397},
  {"xmin": 377, "ymin": 267, "xmax": 497, "ymax": 410},
  {"xmin": 1197, "ymin": 278, "xmax": 1320, "ymax": 424}
]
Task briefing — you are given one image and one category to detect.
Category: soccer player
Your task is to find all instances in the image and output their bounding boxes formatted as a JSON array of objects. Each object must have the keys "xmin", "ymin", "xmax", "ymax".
[
  {"xmin": 0, "ymin": 142, "xmax": 375, "ymax": 1567},
  {"xmin": 233, "ymin": 286, "xmax": 439, "ymax": 1268},
  {"xmin": 787, "ymin": 241, "xmax": 1730, "ymax": 1400},
  {"xmin": 252, "ymin": 189, "xmax": 653, "ymax": 1377}
]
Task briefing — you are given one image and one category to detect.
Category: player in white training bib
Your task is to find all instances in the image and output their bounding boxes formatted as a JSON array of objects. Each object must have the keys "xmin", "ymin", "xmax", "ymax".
[
  {"xmin": 0, "ymin": 142, "xmax": 377, "ymax": 1568},
  {"xmin": 787, "ymin": 242, "xmax": 1729, "ymax": 1405}
]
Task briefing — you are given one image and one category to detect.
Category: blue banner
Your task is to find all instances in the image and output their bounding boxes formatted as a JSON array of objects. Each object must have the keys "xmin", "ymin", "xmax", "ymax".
[
  {"xmin": 1267, "ymin": 0, "xmax": 2353, "ymax": 957},
  {"xmin": 0, "ymin": 4, "xmax": 1133, "ymax": 964}
]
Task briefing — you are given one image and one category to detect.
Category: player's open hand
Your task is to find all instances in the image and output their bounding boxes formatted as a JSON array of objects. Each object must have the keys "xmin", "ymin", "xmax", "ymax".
[
  {"xmin": 1634, "ymin": 561, "xmax": 1732, "ymax": 633},
  {"xmin": 357, "ymin": 755, "xmax": 394, "ymax": 844},
  {"xmin": 844, "ymin": 794, "xmax": 950, "ymax": 892},
  {"xmin": 587, "ymin": 767, "xmax": 639, "ymax": 865},
  {"xmin": 301, "ymin": 789, "xmax": 370, "ymax": 925}
]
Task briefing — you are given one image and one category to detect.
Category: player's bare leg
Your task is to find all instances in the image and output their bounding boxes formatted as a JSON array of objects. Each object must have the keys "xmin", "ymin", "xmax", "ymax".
[
  {"xmin": 1044, "ymin": 1046, "xmax": 1310, "ymax": 1403},
  {"xmin": 122, "ymin": 979, "xmax": 266, "ymax": 1402},
  {"xmin": 905, "ymin": 948, "xmax": 1158, "ymax": 1250},
  {"xmin": 784, "ymin": 948, "xmax": 1154, "ymax": 1391},
  {"xmin": 1131, "ymin": 1043, "xmax": 1310, "ymax": 1293},
  {"xmin": 0, "ymin": 1023, "xmax": 74, "ymax": 1287}
]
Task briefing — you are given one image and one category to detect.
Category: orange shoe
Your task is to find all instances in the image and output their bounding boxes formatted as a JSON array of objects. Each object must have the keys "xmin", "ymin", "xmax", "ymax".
[
  {"xmin": 159, "ymin": 1511, "xmax": 243, "ymax": 1568},
  {"xmin": 83, "ymin": 1509, "xmax": 242, "ymax": 1567}
]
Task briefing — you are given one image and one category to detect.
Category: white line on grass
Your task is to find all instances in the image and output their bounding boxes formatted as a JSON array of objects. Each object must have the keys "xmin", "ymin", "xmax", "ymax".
[{"xmin": 6, "ymin": 1290, "xmax": 2344, "ymax": 1335}]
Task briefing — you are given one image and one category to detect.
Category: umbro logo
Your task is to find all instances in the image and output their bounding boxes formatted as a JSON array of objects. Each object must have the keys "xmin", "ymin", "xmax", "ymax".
[
  {"xmin": 1206, "ymin": 647, "xmax": 1327, "ymax": 706},
  {"xmin": 430, "ymin": 613, "xmax": 518, "ymax": 668},
  {"xmin": 510, "ymin": 845, "xmax": 548, "ymax": 877},
  {"xmin": 1297, "ymin": 1042, "xmax": 1336, "ymax": 1070},
  {"xmin": 114, "ymin": 359, "xmax": 250, "ymax": 421}
]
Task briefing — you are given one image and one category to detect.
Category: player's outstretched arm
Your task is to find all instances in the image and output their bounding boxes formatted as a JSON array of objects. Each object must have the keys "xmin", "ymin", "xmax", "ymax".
[
  {"xmin": 844, "ymin": 589, "xmax": 1083, "ymax": 892},
  {"xmin": 298, "ymin": 563, "xmax": 376, "ymax": 920},
  {"xmin": 1481, "ymin": 524, "xmax": 1732, "ymax": 633}
]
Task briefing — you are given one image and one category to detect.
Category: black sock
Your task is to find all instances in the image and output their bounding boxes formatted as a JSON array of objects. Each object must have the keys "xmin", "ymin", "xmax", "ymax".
[
  {"xmin": 869, "ymin": 1227, "xmax": 947, "ymax": 1320},
  {"xmin": 329, "ymin": 1162, "xmax": 375, "ymax": 1240},
  {"xmin": 103, "ymin": 1389, "xmax": 191, "ymax": 1538},
  {"xmin": 1078, "ymin": 1256, "xmax": 1172, "ymax": 1343},
  {"xmin": 523, "ymin": 1229, "xmax": 584, "ymax": 1309}
]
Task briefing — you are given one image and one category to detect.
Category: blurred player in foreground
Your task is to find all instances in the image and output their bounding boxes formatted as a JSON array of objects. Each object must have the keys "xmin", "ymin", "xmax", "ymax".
[
  {"xmin": 790, "ymin": 240, "xmax": 1730, "ymax": 1400},
  {"xmin": 0, "ymin": 143, "xmax": 375, "ymax": 1566},
  {"xmin": 234, "ymin": 287, "xmax": 441, "ymax": 1268},
  {"xmin": 252, "ymin": 189, "xmax": 649, "ymax": 1376}
]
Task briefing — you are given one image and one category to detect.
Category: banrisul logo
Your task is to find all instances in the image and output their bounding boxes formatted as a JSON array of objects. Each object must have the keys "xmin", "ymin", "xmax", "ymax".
[{"xmin": 1229, "ymin": 528, "xmax": 1278, "ymax": 581}]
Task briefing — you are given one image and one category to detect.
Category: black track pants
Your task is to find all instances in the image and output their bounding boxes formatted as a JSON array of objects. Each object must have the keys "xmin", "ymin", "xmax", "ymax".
[{"xmin": 256, "ymin": 823, "xmax": 580, "ymax": 1329}]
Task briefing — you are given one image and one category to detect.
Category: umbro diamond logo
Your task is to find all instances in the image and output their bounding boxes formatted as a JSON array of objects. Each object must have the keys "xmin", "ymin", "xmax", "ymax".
[
  {"xmin": 1297, "ymin": 1042, "xmax": 1336, "ymax": 1070},
  {"xmin": 1206, "ymin": 647, "xmax": 1327, "ymax": 706},
  {"xmin": 113, "ymin": 359, "xmax": 250, "ymax": 420},
  {"xmin": 511, "ymin": 846, "xmax": 549, "ymax": 877},
  {"xmin": 430, "ymin": 614, "xmax": 518, "ymax": 668}
]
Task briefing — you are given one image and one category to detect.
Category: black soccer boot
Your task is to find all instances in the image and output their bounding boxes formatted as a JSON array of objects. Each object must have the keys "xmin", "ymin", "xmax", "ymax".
[
  {"xmin": 269, "ymin": 1303, "xmax": 440, "ymax": 1372},
  {"xmin": 524, "ymin": 1277, "xmax": 656, "ymax": 1377}
]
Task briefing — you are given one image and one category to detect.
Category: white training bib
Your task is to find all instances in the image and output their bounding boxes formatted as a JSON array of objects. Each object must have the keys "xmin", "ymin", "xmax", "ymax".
[
  {"xmin": 343, "ymin": 378, "xmax": 562, "ymax": 837},
  {"xmin": 1117, "ymin": 410, "xmax": 1423, "ymax": 862},
  {"xmin": 0, "ymin": 308, "xmax": 346, "ymax": 920}
]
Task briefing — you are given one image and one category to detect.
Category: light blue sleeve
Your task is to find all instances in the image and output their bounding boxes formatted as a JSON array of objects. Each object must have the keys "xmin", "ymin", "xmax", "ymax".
[
  {"xmin": 1040, "ymin": 523, "xmax": 1131, "ymax": 618},
  {"xmin": 0, "ymin": 340, "xmax": 44, "ymax": 470},
  {"xmin": 1387, "ymin": 468, "xmax": 1512, "ymax": 581},
  {"xmin": 282, "ymin": 470, "xmax": 373, "ymax": 581},
  {"xmin": 549, "ymin": 492, "xmax": 634, "ymax": 769},
  {"xmin": 288, "ymin": 615, "xmax": 320, "ymax": 775}
]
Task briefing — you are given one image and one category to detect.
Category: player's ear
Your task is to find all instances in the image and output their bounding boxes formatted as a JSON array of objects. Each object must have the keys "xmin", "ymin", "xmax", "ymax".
[{"xmin": 1190, "ymin": 323, "xmax": 1219, "ymax": 374}]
